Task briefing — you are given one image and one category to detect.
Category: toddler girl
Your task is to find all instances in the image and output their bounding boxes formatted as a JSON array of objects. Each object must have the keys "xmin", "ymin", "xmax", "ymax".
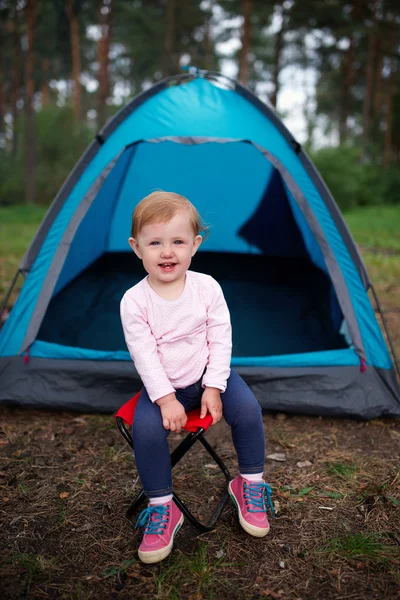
[{"xmin": 120, "ymin": 191, "xmax": 273, "ymax": 564}]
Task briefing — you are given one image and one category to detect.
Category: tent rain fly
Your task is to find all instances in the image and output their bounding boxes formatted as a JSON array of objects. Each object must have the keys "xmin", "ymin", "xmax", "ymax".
[{"xmin": 0, "ymin": 73, "xmax": 399, "ymax": 417}]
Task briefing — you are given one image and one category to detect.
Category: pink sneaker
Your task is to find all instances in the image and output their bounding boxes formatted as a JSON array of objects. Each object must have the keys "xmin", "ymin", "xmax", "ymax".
[
  {"xmin": 229, "ymin": 475, "xmax": 274, "ymax": 537},
  {"xmin": 135, "ymin": 500, "xmax": 184, "ymax": 564}
]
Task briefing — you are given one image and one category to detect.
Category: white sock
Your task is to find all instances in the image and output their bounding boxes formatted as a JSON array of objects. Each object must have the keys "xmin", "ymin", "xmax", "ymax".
[
  {"xmin": 149, "ymin": 493, "xmax": 173, "ymax": 505},
  {"xmin": 240, "ymin": 472, "xmax": 264, "ymax": 482}
]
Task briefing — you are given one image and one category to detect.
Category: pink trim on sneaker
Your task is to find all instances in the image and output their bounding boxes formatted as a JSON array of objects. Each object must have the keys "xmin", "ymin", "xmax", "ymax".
[
  {"xmin": 229, "ymin": 475, "xmax": 274, "ymax": 538},
  {"xmin": 135, "ymin": 500, "xmax": 184, "ymax": 564}
]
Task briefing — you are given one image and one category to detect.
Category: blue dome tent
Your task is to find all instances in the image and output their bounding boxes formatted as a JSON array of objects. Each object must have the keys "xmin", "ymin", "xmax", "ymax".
[{"xmin": 1, "ymin": 71, "xmax": 399, "ymax": 417}]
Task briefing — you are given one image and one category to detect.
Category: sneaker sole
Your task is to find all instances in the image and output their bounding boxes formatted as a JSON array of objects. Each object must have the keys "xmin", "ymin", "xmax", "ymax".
[
  {"xmin": 228, "ymin": 482, "xmax": 270, "ymax": 538},
  {"xmin": 138, "ymin": 514, "xmax": 184, "ymax": 564}
]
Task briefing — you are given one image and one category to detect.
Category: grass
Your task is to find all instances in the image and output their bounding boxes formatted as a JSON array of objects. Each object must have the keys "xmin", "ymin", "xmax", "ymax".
[
  {"xmin": 318, "ymin": 532, "xmax": 400, "ymax": 570},
  {"xmin": 343, "ymin": 205, "xmax": 400, "ymax": 252},
  {"xmin": 14, "ymin": 553, "xmax": 57, "ymax": 573},
  {"xmin": 57, "ymin": 501, "xmax": 67, "ymax": 524},
  {"xmin": 326, "ymin": 462, "xmax": 359, "ymax": 479},
  {"xmin": 152, "ymin": 542, "xmax": 242, "ymax": 599},
  {"xmin": 10, "ymin": 553, "xmax": 58, "ymax": 596},
  {"xmin": 0, "ymin": 205, "xmax": 46, "ymax": 299},
  {"xmin": 343, "ymin": 206, "xmax": 400, "ymax": 312},
  {"xmin": 101, "ymin": 558, "xmax": 137, "ymax": 578},
  {"xmin": 0, "ymin": 205, "xmax": 47, "ymax": 258}
]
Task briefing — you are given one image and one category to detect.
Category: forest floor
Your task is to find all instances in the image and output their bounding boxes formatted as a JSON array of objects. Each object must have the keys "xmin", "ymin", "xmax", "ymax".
[
  {"xmin": 0, "ymin": 407, "xmax": 399, "ymax": 599},
  {"xmin": 0, "ymin": 204, "xmax": 399, "ymax": 599}
]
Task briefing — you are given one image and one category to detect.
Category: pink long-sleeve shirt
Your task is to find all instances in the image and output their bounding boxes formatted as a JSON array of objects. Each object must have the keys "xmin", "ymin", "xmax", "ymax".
[{"xmin": 120, "ymin": 270, "xmax": 232, "ymax": 402}]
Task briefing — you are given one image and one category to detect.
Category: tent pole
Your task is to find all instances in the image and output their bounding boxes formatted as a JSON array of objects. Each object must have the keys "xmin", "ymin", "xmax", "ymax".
[
  {"xmin": 370, "ymin": 285, "xmax": 400, "ymax": 379},
  {"xmin": 0, "ymin": 269, "xmax": 23, "ymax": 323}
]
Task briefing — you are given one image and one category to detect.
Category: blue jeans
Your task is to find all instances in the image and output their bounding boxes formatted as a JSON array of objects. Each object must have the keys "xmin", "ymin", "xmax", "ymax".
[{"xmin": 132, "ymin": 369, "xmax": 265, "ymax": 498}]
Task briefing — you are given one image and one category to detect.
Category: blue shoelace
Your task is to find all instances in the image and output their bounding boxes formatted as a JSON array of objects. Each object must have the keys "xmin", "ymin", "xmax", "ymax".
[
  {"xmin": 244, "ymin": 481, "xmax": 275, "ymax": 516},
  {"xmin": 135, "ymin": 504, "xmax": 170, "ymax": 535}
]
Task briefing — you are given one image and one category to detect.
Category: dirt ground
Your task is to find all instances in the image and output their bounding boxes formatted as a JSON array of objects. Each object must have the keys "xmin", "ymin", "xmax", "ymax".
[{"xmin": 1, "ymin": 405, "xmax": 399, "ymax": 600}]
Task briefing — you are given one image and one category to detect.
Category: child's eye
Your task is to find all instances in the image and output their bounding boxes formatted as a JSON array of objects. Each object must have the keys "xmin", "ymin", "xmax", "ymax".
[
  {"xmin": 174, "ymin": 240, "xmax": 184, "ymax": 245},
  {"xmin": 150, "ymin": 241, "xmax": 160, "ymax": 246}
]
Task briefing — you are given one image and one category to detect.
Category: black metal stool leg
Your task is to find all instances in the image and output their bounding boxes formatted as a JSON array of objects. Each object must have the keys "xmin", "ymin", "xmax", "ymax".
[
  {"xmin": 199, "ymin": 435, "xmax": 231, "ymax": 481},
  {"xmin": 126, "ymin": 489, "xmax": 146, "ymax": 519},
  {"xmin": 125, "ymin": 430, "xmax": 205, "ymax": 518},
  {"xmin": 172, "ymin": 488, "xmax": 229, "ymax": 533},
  {"xmin": 121, "ymin": 424, "xmax": 231, "ymax": 530},
  {"xmin": 170, "ymin": 428, "xmax": 205, "ymax": 467},
  {"xmin": 125, "ymin": 430, "xmax": 204, "ymax": 518}
]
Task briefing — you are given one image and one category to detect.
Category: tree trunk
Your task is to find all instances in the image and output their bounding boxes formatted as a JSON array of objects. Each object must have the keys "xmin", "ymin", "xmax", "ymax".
[
  {"xmin": 271, "ymin": 0, "xmax": 284, "ymax": 108},
  {"xmin": 339, "ymin": 35, "xmax": 355, "ymax": 144},
  {"xmin": 41, "ymin": 57, "xmax": 51, "ymax": 108},
  {"xmin": 66, "ymin": 0, "xmax": 82, "ymax": 121},
  {"xmin": 361, "ymin": 2, "xmax": 377, "ymax": 159},
  {"xmin": 0, "ymin": 70, "xmax": 6, "ymax": 137},
  {"xmin": 162, "ymin": 0, "xmax": 176, "ymax": 78},
  {"xmin": 0, "ymin": 42, "xmax": 7, "ymax": 137},
  {"xmin": 339, "ymin": 0, "xmax": 360, "ymax": 142},
  {"xmin": 373, "ymin": 39, "xmax": 383, "ymax": 118},
  {"xmin": 11, "ymin": 13, "xmax": 21, "ymax": 156},
  {"xmin": 384, "ymin": 61, "xmax": 395, "ymax": 169},
  {"xmin": 24, "ymin": 0, "xmax": 36, "ymax": 205},
  {"xmin": 303, "ymin": 86, "xmax": 316, "ymax": 146},
  {"xmin": 204, "ymin": 1, "xmax": 214, "ymax": 71},
  {"xmin": 97, "ymin": 0, "xmax": 112, "ymax": 129},
  {"xmin": 239, "ymin": 0, "xmax": 252, "ymax": 86}
]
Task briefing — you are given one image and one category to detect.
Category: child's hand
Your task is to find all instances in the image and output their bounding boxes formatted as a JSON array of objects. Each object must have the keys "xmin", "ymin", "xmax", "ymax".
[
  {"xmin": 156, "ymin": 393, "xmax": 187, "ymax": 432},
  {"xmin": 200, "ymin": 387, "xmax": 223, "ymax": 425}
]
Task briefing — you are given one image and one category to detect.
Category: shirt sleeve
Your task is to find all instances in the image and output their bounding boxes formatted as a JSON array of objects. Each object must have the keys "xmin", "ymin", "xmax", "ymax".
[
  {"xmin": 202, "ymin": 279, "xmax": 232, "ymax": 393},
  {"xmin": 120, "ymin": 293, "xmax": 175, "ymax": 402}
]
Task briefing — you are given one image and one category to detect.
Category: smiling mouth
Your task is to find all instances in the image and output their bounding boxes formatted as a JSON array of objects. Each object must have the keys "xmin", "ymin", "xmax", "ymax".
[{"xmin": 159, "ymin": 262, "xmax": 177, "ymax": 269}]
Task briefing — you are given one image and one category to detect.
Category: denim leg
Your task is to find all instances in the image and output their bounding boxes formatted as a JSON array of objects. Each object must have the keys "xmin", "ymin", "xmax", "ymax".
[
  {"xmin": 132, "ymin": 388, "xmax": 173, "ymax": 498},
  {"xmin": 222, "ymin": 369, "xmax": 265, "ymax": 474},
  {"xmin": 132, "ymin": 383, "xmax": 204, "ymax": 498}
]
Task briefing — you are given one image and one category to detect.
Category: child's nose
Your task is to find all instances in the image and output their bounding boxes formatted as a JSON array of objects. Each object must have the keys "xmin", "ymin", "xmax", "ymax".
[{"xmin": 161, "ymin": 245, "xmax": 173, "ymax": 257}]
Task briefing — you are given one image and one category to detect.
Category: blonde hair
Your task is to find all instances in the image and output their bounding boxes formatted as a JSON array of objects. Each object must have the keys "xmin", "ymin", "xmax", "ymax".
[{"xmin": 131, "ymin": 191, "xmax": 208, "ymax": 239}]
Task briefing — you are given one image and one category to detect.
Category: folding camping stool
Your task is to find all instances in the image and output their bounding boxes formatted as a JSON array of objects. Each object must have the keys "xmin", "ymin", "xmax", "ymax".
[{"xmin": 115, "ymin": 392, "xmax": 231, "ymax": 532}]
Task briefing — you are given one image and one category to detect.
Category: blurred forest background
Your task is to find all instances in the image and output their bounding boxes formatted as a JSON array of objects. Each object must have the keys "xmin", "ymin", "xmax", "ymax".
[{"xmin": 0, "ymin": 0, "xmax": 399, "ymax": 211}]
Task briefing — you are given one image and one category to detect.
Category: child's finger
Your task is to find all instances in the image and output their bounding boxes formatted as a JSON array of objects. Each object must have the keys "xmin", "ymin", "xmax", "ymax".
[
  {"xmin": 212, "ymin": 408, "xmax": 222, "ymax": 425},
  {"xmin": 210, "ymin": 407, "xmax": 218, "ymax": 425},
  {"xmin": 200, "ymin": 400, "xmax": 207, "ymax": 419},
  {"xmin": 162, "ymin": 417, "xmax": 170, "ymax": 430}
]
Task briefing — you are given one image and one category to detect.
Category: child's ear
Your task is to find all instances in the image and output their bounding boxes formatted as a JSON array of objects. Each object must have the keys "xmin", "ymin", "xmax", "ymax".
[
  {"xmin": 128, "ymin": 237, "xmax": 142, "ymax": 259},
  {"xmin": 192, "ymin": 235, "xmax": 202, "ymax": 256}
]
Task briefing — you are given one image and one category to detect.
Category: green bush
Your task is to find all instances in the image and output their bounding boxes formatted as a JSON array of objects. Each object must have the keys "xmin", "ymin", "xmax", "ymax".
[
  {"xmin": 0, "ymin": 105, "xmax": 93, "ymax": 207},
  {"xmin": 381, "ymin": 167, "xmax": 400, "ymax": 204},
  {"xmin": 0, "ymin": 152, "xmax": 25, "ymax": 206},
  {"xmin": 309, "ymin": 146, "xmax": 386, "ymax": 211}
]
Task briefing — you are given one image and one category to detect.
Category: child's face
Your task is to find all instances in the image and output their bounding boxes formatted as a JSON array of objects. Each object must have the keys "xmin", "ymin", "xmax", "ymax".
[{"xmin": 129, "ymin": 211, "xmax": 202, "ymax": 286}]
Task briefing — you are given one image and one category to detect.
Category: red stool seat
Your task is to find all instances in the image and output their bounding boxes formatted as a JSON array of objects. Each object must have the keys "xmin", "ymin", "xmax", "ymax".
[{"xmin": 115, "ymin": 392, "xmax": 214, "ymax": 432}]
